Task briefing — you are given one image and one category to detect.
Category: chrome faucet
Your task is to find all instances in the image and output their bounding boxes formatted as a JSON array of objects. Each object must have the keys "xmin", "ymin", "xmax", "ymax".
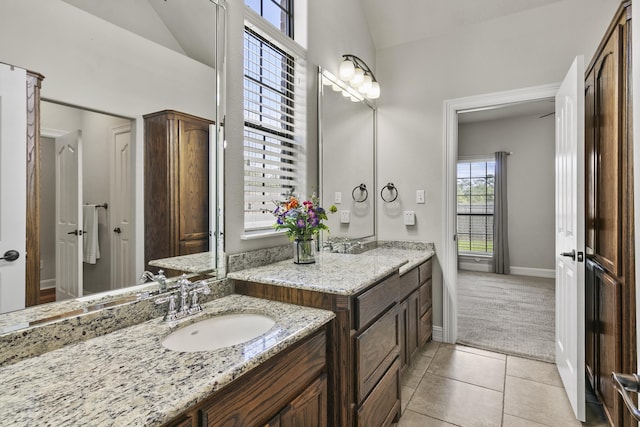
[
  {"xmin": 155, "ymin": 274, "xmax": 211, "ymax": 322},
  {"xmin": 140, "ymin": 269, "xmax": 167, "ymax": 293}
]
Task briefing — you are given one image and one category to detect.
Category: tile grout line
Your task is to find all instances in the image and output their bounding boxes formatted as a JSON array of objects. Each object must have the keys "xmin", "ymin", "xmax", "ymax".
[{"xmin": 501, "ymin": 355, "xmax": 508, "ymax": 426}]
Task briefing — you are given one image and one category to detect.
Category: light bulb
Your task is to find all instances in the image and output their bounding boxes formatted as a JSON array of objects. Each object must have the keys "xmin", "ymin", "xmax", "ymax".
[
  {"xmin": 359, "ymin": 75, "xmax": 372, "ymax": 94},
  {"xmin": 350, "ymin": 96, "xmax": 359, "ymax": 102},
  {"xmin": 342, "ymin": 90, "xmax": 351, "ymax": 98},
  {"xmin": 367, "ymin": 81, "xmax": 380, "ymax": 99},
  {"xmin": 331, "ymin": 83, "xmax": 341, "ymax": 92},
  {"xmin": 339, "ymin": 59, "xmax": 355, "ymax": 81},
  {"xmin": 350, "ymin": 68, "xmax": 364, "ymax": 88}
]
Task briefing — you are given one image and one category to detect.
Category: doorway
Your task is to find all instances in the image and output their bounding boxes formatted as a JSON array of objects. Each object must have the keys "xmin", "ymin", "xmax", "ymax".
[
  {"xmin": 441, "ymin": 84, "xmax": 560, "ymax": 344},
  {"xmin": 40, "ymin": 101, "xmax": 135, "ymax": 302},
  {"xmin": 454, "ymin": 100, "xmax": 556, "ymax": 360}
]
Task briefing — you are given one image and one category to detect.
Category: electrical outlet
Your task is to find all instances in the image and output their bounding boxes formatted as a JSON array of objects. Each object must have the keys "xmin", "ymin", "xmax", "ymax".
[
  {"xmin": 416, "ymin": 190, "xmax": 425, "ymax": 204},
  {"xmin": 40, "ymin": 260, "xmax": 44, "ymax": 269},
  {"xmin": 335, "ymin": 192, "xmax": 342, "ymax": 204},
  {"xmin": 340, "ymin": 210, "xmax": 350, "ymax": 224},
  {"xmin": 403, "ymin": 211, "xmax": 415, "ymax": 226}
]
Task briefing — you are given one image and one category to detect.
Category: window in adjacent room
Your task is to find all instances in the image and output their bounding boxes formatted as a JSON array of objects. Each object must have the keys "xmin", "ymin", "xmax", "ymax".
[
  {"xmin": 457, "ymin": 157, "xmax": 495, "ymax": 255},
  {"xmin": 243, "ymin": 0, "xmax": 306, "ymax": 233}
]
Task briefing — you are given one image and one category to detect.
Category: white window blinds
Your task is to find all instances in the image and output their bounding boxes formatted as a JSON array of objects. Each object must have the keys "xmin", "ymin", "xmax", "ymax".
[{"xmin": 243, "ymin": 20, "xmax": 306, "ymax": 232}]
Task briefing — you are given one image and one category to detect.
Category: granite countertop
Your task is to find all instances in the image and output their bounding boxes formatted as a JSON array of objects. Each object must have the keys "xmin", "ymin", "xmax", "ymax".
[
  {"xmin": 227, "ymin": 249, "xmax": 434, "ymax": 295},
  {"xmin": 149, "ymin": 252, "xmax": 217, "ymax": 274},
  {"xmin": 0, "ymin": 294, "xmax": 334, "ymax": 427},
  {"xmin": 363, "ymin": 247, "xmax": 435, "ymax": 275}
]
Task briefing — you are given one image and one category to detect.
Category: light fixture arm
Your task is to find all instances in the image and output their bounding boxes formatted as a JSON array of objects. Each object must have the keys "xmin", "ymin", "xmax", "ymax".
[{"xmin": 342, "ymin": 54, "xmax": 378, "ymax": 82}]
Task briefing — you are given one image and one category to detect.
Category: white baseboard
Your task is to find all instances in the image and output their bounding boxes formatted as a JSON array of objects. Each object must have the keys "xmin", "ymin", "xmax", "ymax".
[
  {"xmin": 458, "ymin": 262, "xmax": 492, "ymax": 272},
  {"xmin": 432, "ymin": 326, "xmax": 443, "ymax": 342},
  {"xmin": 509, "ymin": 266, "xmax": 555, "ymax": 279},
  {"xmin": 40, "ymin": 278, "xmax": 56, "ymax": 290}
]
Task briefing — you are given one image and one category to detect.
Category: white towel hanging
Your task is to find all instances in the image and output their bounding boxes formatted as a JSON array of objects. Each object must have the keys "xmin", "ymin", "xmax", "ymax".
[{"xmin": 83, "ymin": 204, "xmax": 100, "ymax": 264}]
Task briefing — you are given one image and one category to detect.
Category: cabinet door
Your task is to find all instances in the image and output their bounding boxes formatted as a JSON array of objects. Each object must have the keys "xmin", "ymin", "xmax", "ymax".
[
  {"xmin": 177, "ymin": 117, "xmax": 210, "ymax": 245},
  {"xmin": 594, "ymin": 29, "xmax": 621, "ymax": 276},
  {"xmin": 406, "ymin": 290, "xmax": 419, "ymax": 360},
  {"xmin": 597, "ymin": 270, "xmax": 622, "ymax": 426},
  {"xmin": 585, "ymin": 69, "xmax": 596, "ymax": 255},
  {"xmin": 280, "ymin": 375, "xmax": 327, "ymax": 427},
  {"xmin": 584, "ymin": 260, "xmax": 598, "ymax": 389},
  {"xmin": 399, "ymin": 300, "xmax": 408, "ymax": 369}
]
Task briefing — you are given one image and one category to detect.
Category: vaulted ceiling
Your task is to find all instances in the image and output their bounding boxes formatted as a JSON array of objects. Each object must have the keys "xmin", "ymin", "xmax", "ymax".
[{"xmin": 360, "ymin": 0, "xmax": 566, "ymax": 50}]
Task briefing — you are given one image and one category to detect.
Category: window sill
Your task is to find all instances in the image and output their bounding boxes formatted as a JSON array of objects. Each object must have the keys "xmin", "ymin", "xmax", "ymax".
[
  {"xmin": 458, "ymin": 253, "xmax": 493, "ymax": 259},
  {"xmin": 240, "ymin": 229, "xmax": 287, "ymax": 240}
]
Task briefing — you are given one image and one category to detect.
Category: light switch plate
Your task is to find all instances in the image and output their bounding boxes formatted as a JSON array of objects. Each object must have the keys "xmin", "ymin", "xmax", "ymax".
[
  {"xmin": 403, "ymin": 211, "xmax": 415, "ymax": 226},
  {"xmin": 335, "ymin": 192, "xmax": 342, "ymax": 204},
  {"xmin": 340, "ymin": 210, "xmax": 350, "ymax": 224},
  {"xmin": 416, "ymin": 190, "xmax": 425, "ymax": 204}
]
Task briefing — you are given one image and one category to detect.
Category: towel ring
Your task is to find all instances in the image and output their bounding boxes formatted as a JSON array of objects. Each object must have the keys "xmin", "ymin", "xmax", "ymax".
[
  {"xmin": 381, "ymin": 183, "xmax": 398, "ymax": 203},
  {"xmin": 352, "ymin": 184, "xmax": 368, "ymax": 203}
]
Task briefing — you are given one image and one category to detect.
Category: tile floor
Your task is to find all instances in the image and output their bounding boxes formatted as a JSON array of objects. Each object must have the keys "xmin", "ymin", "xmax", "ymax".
[{"xmin": 396, "ymin": 341, "xmax": 609, "ymax": 427}]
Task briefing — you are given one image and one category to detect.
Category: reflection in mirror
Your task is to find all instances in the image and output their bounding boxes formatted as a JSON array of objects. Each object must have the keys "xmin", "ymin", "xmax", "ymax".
[
  {"xmin": 0, "ymin": 0, "xmax": 225, "ymax": 325},
  {"xmin": 318, "ymin": 68, "xmax": 376, "ymax": 242}
]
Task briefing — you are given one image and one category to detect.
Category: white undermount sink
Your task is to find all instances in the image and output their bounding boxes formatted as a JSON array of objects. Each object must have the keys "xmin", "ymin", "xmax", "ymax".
[{"xmin": 161, "ymin": 313, "xmax": 276, "ymax": 352}]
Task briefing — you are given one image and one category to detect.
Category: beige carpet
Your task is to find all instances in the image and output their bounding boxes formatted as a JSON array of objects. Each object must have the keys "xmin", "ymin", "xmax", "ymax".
[{"xmin": 457, "ymin": 270, "xmax": 555, "ymax": 362}]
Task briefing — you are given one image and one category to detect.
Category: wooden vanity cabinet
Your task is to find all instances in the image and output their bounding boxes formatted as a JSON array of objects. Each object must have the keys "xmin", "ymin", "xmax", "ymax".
[
  {"xmin": 235, "ymin": 271, "xmax": 404, "ymax": 427},
  {"xmin": 143, "ymin": 110, "xmax": 213, "ymax": 271},
  {"xmin": 163, "ymin": 330, "xmax": 327, "ymax": 427}
]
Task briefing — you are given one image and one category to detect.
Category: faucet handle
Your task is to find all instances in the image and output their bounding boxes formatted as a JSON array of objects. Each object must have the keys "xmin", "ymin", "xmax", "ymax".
[
  {"xmin": 155, "ymin": 294, "xmax": 178, "ymax": 321},
  {"xmin": 189, "ymin": 281, "xmax": 210, "ymax": 314}
]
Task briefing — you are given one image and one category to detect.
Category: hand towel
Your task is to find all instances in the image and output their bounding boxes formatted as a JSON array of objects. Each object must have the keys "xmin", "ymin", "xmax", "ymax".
[{"xmin": 83, "ymin": 204, "xmax": 100, "ymax": 264}]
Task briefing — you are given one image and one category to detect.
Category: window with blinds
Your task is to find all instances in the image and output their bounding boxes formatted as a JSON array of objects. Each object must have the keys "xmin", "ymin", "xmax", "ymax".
[
  {"xmin": 457, "ymin": 158, "xmax": 495, "ymax": 254},
  {"xmin": 243, "ymin": 10, "xmax": 306, "ymax": 232}
]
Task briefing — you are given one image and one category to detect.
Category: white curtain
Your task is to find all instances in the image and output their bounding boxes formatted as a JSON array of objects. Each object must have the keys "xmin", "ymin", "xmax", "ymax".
[{"xmin": 493, "ymin": 151, "xmax": 510, "ymax": 274}]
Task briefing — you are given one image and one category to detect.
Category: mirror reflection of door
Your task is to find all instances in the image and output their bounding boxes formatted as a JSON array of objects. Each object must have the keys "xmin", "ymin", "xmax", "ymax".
[
  {"xmin": 54, "ymin": 130, "xmax": 82, "ymax": 300},
  {"xmin": 41, "ymin": 101, "xmax": 134, "ymax": 302}
]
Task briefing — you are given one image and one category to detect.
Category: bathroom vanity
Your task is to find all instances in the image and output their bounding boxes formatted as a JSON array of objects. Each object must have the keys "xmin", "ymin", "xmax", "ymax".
[{"xmin": 229, "ymin": 246, "xmax": 434, "ymax": 427}]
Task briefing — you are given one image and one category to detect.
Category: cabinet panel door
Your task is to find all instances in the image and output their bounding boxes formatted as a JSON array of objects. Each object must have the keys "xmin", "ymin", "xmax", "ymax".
[
  {"xmin": 597, "ymin": 270, "xmax": 621, "ymax": 426},
  {"xmin": 178, "ymin": 117, "xmax": 210, "ymax": 242},
  {"xmin": 594, "ymin": 30, "xmax": 621, "ymax": 276},
  {"xmin": 585, "ymin": 70, "xmax": 597, "ymax": 255},
  {"xmin": 280, "ymin": 375, "xmax": 327, "ymax": 427},
  {"xmin": 419, "ymin": 307, "xmax": 433, "ymax": 347},
  {"xmin": 357, "ymin": 359, "xmax": 401, "ymax": 427},
  {"xmin": 584, "ymin": 260, "xmax": 598, "ymax": 389},
  {"xmin": 418, "ymin": 279, "xmax": 432, "ymax": 315},
  {"xmin": 406, "ymin": 290, "xmax": 419, "ymax": 360}
]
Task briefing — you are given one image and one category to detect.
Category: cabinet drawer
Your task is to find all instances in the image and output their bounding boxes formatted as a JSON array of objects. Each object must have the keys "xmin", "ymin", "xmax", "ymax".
[
  {"xmin": 355, "ymin": 272, "xmax": 401, "ymax": 330},
  {"xmin": 398, "ymin": 267, "xmax": 419, "ymax": 301},
  {"xmin": 418, "ymin": 259, "xmax": 432, "ymax": 284},
  {"xmin": 419, "ymin": 307, "xmax": 432, "ymax": 347},
  {"xmin": 356, "ymin": 358, "xmax": 401, "ymax": 427},
  {"xmin": 418, "ymin": 279, "xmax": 432, "ymax": 314},
  {"xmin": 355, "ymin": 306, "xmax": 400, "ymax": 403}
]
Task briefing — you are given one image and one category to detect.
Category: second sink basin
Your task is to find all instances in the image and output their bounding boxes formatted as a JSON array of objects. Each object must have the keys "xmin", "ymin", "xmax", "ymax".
[{"xmin": 162, "ymin": 313, "xmax": 276, "ymax": 352}]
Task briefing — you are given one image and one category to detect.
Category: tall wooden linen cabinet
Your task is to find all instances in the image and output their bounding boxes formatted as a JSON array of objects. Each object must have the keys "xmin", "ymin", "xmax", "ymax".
[
  {"xmin": 584, "ymin": 2, "xmax": 636, "ymax": 426},
  {"xmin": 143, "ymin": 110, "xmax": 213, "ymax": 270}
]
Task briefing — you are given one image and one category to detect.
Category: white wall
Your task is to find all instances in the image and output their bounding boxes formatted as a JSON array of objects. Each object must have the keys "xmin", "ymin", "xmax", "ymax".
[
  {"xmin": 458, "ymin": 113, "xmax": 556, "ymax": 274},
  {"xmin": 375, "ymin": 0, "xmax": 621, "ymax": 327},
  {"xmin": 224, "ymin": 0, "xmax": 376, "ymax": 254}
]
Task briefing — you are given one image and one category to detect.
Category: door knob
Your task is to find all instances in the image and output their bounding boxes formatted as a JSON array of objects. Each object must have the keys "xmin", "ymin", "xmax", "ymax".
[
  {"xmin": 0, "ymin": 250, "xmax": 19, "ymax": 262},
  {"xmin": 560, "ymin": 250, "xmax": 576, "ymax": 260},
  {"xmin": 113, "ymin": 227, "xmax": 121, "ymax": 234}
]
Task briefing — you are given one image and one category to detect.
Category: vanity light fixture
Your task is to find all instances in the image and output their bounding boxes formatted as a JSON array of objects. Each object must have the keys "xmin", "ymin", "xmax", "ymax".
[{"xmin": 338, "ymin": 54, "xmax": 380, "ymax": 100}]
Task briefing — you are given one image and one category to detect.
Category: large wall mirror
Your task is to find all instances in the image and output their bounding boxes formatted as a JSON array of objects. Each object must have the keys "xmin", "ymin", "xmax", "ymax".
[
  {"xmin": 318, "ymin": 68, "xmax": 376, "ymax": 243},
  {"xmin": 0, "ymin": 0, "xmax": 226, "ymax": 323}
]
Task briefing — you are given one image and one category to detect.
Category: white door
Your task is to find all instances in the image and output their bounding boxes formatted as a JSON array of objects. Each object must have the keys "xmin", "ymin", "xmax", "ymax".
[
  {"xmin": 0, "ymin": 63, "xmax": 26, "ymax": 314},
  {"xmin": 555, "ymin": 55, "xmax": 586, "ymax": 422},
  {"xmin": 55, "ymin": 131, "xmax": 83, "ymax": 300},
  {"xmin": 110, "ymin": 124, "xmax": 133, "ymax": 289}
]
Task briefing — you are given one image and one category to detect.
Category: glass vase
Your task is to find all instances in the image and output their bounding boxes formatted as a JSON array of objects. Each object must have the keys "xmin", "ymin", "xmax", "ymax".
[{"xmin": 293, "ymin": 238, "xmax": 316, "ymax": 264}]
